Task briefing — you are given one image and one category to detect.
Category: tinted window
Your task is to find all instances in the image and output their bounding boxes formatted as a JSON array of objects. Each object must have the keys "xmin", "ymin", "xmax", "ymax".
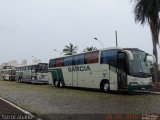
[
  {"xmin": 64, "ymin": 57, "xmax": 73, "ymax": 66},
  {"xmin": 49, "ymin": 59, "xmax": 56, "ymax": 68},
  {"xmin": 23, "ymin": 67, "xmax": 26, "ymax": 70},
  {"xmin": 101, "ymin": 50, "xmax": 118, "ymax": 67},
  {"xmin": 26, "ymin": 66, "xmax": 29, "ymax": 70},
  {"xmin": 38, "ymin": 64, "xmax": 48, "ymax": 72},
  {"xmin": 28, "ymin": 66, "xmax": 31, "ymax": 70},
  {"xmin": 73, "ymin": 54, "xmax": 85, "ymax": 65},
  {"xmin": 55, "ymin": 58, "xmax": 64, "ymax": 67},
  {"xmin": 31, "ymin": 66, "xmax": 36, "ymax": 70},
  {"xmin": 85, "ymin": 51, "xmax": 99, "ymax": 64}
]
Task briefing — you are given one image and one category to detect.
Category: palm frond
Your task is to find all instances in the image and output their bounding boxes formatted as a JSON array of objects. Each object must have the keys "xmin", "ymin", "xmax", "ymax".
[{"xmin": 63, "ymin": 43, "xmax": 78, "ymax": 55}]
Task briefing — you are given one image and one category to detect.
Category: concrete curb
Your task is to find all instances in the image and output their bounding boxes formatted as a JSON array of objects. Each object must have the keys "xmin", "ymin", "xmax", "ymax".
[
  {"xmin": 150, "ymin": 92, "xmax": 160, "ymax": 95},
  {"xmin": 0, "ymin": 97, "xmax": 35, "ymax": 118}
]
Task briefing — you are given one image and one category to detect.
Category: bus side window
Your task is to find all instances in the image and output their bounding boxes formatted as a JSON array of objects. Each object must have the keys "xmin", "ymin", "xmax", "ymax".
[
  {"xmin": 26, "ymin": 66, "xmax": 28, "ymax": 70},
  {"xmin": 55, "ymin": 58, "xmax": 64, "ymax": 67},
  {"xmin": 85, "ymin": 51, "xmax": 99, "ymax": 64},
  {"xmin": 31, "ymin": 66, "xmax": 34, "ymax": 72},
  {"xmin": 35, "ymin": 66, "xmax": 38, "ymax": 72},
  {"xmin": 101, "ymin": 50, "xmax": 117, "ymax": 66},
  {"xmin": 85, "ymin": 53, "xmax": 91, "ymax": 64},
  {"xmin": 49, "ymin": 59, "xmax": 56, "ymax": 68},
  {"xmin": 29, "ymin": 66, "xmax": 31, "ymax": 70},
  {"xmin": 73, "ymin": 54, "xmax": 85, "ymax": 65},
  {"xmin": 64, "ymin": 57, "xmax": 73, "ymax": 66}
]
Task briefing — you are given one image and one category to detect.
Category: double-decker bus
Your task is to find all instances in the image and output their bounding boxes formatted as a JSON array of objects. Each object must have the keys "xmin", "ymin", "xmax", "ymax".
[
  {"xmin": 15, "ymin": 63, "xmax": 48, "ymax": 83},
  {"xmin": 0, "ymin": 66, "xmax": 16, "ymax": 80},
  {"xmin": 48, "ymin": 47, "xmax": 155, "ymax": 92}
]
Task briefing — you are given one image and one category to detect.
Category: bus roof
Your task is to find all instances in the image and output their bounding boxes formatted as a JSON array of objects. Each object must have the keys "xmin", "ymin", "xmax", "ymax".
[
  {"xmin": 2, "ymin": 65, "xmax": 15, "ymax": 69},
  {"xmin": 49, "ymin": 47, "xmax": 148, "ymax": 61},
  {"xmin": 124, "ymin": 48, "xmax": 145, "ymax": 52},
  {"xmin": 15, "ymin": 63, "xmax": 48, "ymax": 68},
  {"xmin": 49, "ymin": 47, "xmax": 124, "ymax": 60}
]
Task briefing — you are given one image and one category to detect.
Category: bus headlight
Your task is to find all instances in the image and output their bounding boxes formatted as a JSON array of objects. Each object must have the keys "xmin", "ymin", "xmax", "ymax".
[{"xmin": 129, "ymin": 82, "xmax": 139, "ymax": 86}]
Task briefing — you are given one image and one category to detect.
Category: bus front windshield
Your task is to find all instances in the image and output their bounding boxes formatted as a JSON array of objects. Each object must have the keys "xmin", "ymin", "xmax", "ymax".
[
  {"xmin": 129, "ymin": 50, "xmax": 151, "ymax": 76},
  {"xmin": 38, "ymin": 64, "xmax": 48, "ymax": 73}
]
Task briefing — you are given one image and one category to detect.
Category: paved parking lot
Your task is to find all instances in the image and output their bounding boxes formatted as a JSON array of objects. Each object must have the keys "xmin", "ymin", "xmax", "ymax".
[
  {"xmin": 0, "ymin": 98, "xmax": 36, "ymax": 120},
  {"xmin": 0, "ymin": 80, "xmax": 159, "ymax": 120}
]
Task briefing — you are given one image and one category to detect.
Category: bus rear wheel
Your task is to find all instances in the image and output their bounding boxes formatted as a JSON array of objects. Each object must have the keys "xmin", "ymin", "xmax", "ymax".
[
  {"xmin": 59, "ymin": 81, "xmax": 65, "ymax": 88},
  {"xmin": 54, "ymin": 80, "xmax": 59, "ymax": 87},
  {"xmin": 101, "ymin": 81, "xmax": 110, "ymax": 92},
  {"xmin": 18, "ymin": 77, "xmax": 22, "ymax": 83}
]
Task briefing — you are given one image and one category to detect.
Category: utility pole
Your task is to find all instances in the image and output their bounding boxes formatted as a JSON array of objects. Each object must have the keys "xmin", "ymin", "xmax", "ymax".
[{"xmin": 115, "ymin": 31, "xmax": 118, "ymax": 47}]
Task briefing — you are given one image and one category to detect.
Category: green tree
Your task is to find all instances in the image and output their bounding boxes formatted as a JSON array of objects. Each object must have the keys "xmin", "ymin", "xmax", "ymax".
[
  {"xmin": 83, "ymin": 46, "xmax": 97, "ymax": 52},
  {"xmin": 132, "ymin": 0, "xmax": 160, "ymax": 82},
  {"xmin": 63, "ymin": 43, "xmax": 78, "ymax": 55}
]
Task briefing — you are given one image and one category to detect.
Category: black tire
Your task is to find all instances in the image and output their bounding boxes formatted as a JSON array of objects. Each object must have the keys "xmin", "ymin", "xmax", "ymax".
[
  {"xmin": 19, "ymin": 77, "xmax": 22, "ymax": 83},
  {"xmin": 18, "ymin": 78, "xmax": 21, "ymax": 83},
  {"xmin": 102, "ymin": 81, "xmax": 110, "ymax": 92},
  {"xmin": 59, "ymin": 81, "xmax": 65, "ymax": 88},
  {"xmin": 54, "ymin": 80, "xmax": 59, "ymax": 87}
]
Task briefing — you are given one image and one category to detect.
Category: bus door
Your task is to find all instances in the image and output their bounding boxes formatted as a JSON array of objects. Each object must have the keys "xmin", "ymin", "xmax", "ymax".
[
  {"xmin": 51, "ymin": 69, "xmax": 64, "ymax": 85},
  {"xmin": 109, "ymin": 60, "xmax": 118, "ymax": 90},
  {"xmin": 117, "ymin": 52, "xmax": 127, "ymax": 90},
  {"xmin": 72, "ymin": 70, "xmax": 78, "ymax": 87},
  {"xmin": 62, "ymin": 67, "xmax": 73, "ymax": 86},
  {"xmin": 48, "ymin": 70, "xmax": 59, "ymax": 85},
  {"xmin": 72, "ymin": 65, "xmax": 90, "ymax": 88}
]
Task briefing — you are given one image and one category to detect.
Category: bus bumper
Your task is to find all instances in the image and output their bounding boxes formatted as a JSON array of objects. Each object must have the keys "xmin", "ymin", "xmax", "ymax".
[
  {"xmin": 128, "ymin": 85, "xmax": 152, "ymax": 92},
  {"xmin": 31, "ymin": 80, "xmax": 48, "ymax": 84},
  {"xmin": 31, "ymin": 77, "xmax": 48, "ymax": 84}
]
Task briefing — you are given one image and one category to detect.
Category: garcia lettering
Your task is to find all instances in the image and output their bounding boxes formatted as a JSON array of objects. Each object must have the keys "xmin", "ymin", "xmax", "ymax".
[{"xmin": 68, "ymin": 66, "xmax": 91, "ymax": 72}]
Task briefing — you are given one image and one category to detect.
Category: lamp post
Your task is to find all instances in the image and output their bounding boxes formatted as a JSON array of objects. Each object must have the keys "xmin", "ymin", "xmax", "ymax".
[
  {"xmin": 53, "ymin": 49, "xmax": 62, "ymax": 55},
  {"xmin": 94, "ymin": 37, "xmax": 104, "ymax": 48}
]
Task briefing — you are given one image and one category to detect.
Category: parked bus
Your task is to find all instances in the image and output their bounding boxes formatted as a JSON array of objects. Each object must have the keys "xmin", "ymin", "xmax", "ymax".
[
  {"xmin": 15, "ymin": 63, "xmax": 48, "ymax": 83},
  {"xmin": 0, "ymin": 66, "xmax": 16, "ymax": 80},
  {"xmin": 48, "ymin": 47, "xmax": 155, "ymax": 92}
]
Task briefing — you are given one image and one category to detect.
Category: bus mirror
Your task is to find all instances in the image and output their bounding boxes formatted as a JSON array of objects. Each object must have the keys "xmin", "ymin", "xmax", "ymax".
[
  {"xmin": 146, "ymin": 53, "xmax": 156, "ymax": 64},
  {"xmin": 123, "ymin": 50, "xmax": 133, "ymax": 61}
]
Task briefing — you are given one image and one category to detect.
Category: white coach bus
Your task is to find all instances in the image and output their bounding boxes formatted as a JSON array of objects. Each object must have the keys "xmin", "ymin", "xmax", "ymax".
[
  {"xmin": 0, "ymin": 66, "xmax": 16, "ymax": 80},
  {"xmin": 48, "ymin": 47, "xmax": 155, "ymax": 92},
  {"xmin": 15, "ymin": 63, "xmax": 48, "ymax": 83}
]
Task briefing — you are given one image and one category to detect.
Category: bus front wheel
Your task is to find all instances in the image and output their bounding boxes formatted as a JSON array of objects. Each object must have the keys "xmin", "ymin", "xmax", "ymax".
[{"xmin": 101, "ymin": 81, "xmax": 110, "ymax": 92}]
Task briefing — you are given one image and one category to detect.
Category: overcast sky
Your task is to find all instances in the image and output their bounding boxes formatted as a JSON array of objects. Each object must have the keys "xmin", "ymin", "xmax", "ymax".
[{"xmin": 0, "ymin": 0, "xmax": 159, "ymax": 64}]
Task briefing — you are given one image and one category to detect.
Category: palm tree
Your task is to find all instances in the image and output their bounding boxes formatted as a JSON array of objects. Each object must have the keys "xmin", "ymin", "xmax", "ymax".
[
  {"xmin": 132, "ymin": 0, "xmax": 160, "ymax": 82},
  {"xmin": 63, "ymin": 43, "xmax": 78, "ymax": 55},
  {"xmin": 83, "ymin": 46, "xmax": 97, "ymax": 52}
]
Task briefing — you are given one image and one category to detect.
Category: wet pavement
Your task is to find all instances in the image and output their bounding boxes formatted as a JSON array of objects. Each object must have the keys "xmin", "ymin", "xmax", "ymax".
[
  {"xmin": 0, "ymin": 98, "xmax": 35, "ymax": 120},
  {"xmin": 0, "ymin": 80, "xmax": 159, "ymax": 120},
  {"xmin": 151, "ymin": 83, "xmax": 160, "ymax": 92},
  {"xmin": 0, "ymin": 98, "xmax": 23, "ymax": 114}
]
